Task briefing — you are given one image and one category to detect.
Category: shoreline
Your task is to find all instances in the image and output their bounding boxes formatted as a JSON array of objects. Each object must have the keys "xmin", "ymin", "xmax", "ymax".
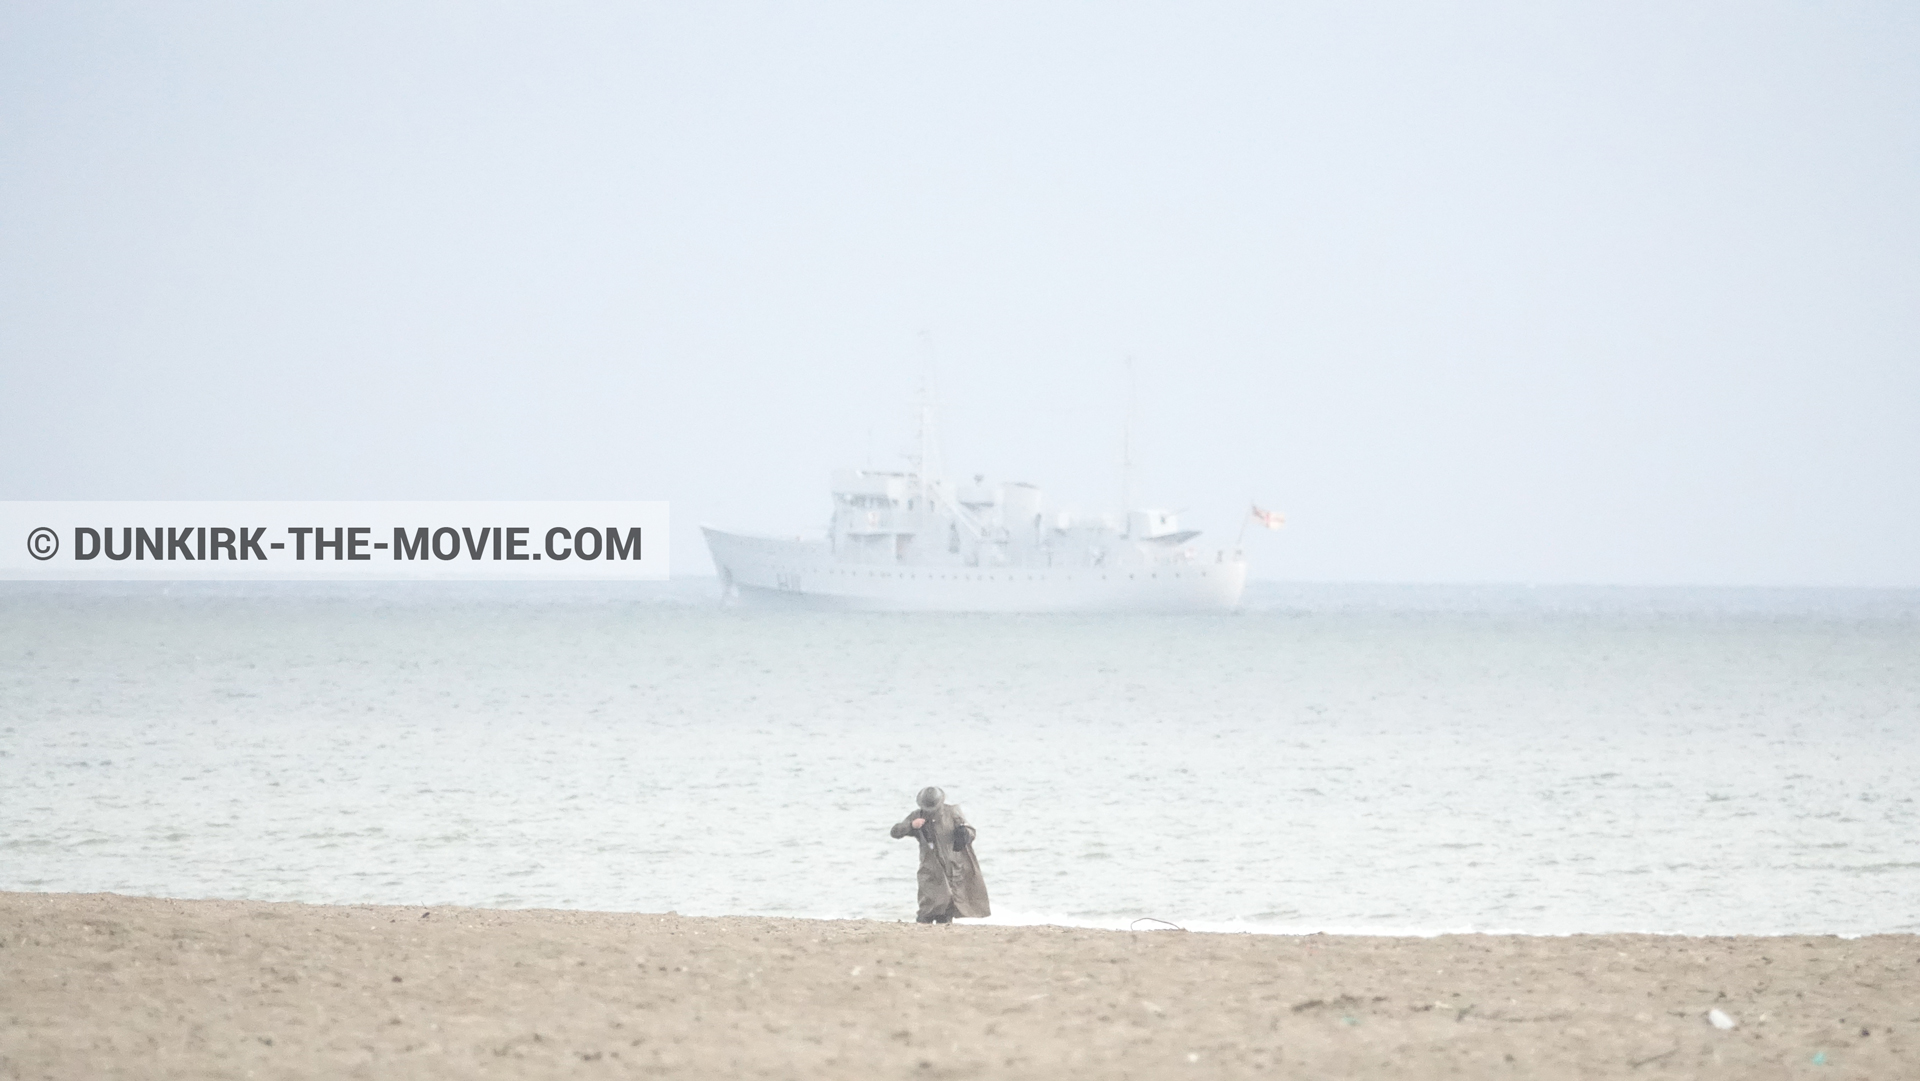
[
  {"xmin": 4, "ymin": 892, "xmax": 1913, "ymax": 1078},
  {"xmin": 7, "ymin": 888, "xmax": 1900, "ymax": 940}
]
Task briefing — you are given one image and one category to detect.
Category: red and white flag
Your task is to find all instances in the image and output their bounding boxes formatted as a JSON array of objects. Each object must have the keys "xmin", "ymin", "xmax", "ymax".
[{"xmin": 1250, "ymin": 505, "xmax": 1286, "ymax": 530}]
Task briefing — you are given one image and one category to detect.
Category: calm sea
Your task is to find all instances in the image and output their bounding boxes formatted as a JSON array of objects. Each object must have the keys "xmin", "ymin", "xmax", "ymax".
[{"xmin": 3, "ymin": 581, "xmax": 1917, "ymax": 935}]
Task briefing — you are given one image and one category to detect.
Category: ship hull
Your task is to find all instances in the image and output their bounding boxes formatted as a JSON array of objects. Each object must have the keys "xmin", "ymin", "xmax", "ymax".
[{"xmin": 703, "ymin": 527, "xmax": 1246, "ymax": 612}]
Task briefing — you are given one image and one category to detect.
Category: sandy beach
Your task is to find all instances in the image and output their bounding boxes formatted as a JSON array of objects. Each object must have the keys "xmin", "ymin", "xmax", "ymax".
[{"xmin": 1, "ymin": 893, "xmax": 1913, "ymax": 1078}]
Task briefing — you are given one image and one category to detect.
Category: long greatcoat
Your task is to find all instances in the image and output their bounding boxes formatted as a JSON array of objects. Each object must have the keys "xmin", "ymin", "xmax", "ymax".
[{"xmin": 890, "ymin": 801, "xmax": 990, "ymax": 921}]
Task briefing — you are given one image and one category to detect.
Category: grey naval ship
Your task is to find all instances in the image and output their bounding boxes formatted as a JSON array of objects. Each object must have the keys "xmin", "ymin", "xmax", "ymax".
[{"xmin": 703, "ymin": 417, "xmax": 1248, "ymax": 612}]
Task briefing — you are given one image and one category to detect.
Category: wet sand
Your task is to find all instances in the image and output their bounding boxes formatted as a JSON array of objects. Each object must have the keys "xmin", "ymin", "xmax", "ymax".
[{"xmin": 2, "ymin": 892, "xmax": 1914, "ymax": 1079}]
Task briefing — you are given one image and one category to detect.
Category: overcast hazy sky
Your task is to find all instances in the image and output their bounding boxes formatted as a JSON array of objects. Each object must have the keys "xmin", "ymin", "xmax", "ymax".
[{"xmin": 2, "ymin": 4, "xmax": 1915, "ymax": 585}]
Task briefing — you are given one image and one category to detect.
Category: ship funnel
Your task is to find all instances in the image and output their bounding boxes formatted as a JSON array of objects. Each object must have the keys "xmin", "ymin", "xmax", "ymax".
[
  {"xmin": 1000, "ymin": 482, "xmax": 1043, "ymax": 525},
  {"xmin": 1128, "ymin": 509, "xmax": 1180, "ymax": 539}
]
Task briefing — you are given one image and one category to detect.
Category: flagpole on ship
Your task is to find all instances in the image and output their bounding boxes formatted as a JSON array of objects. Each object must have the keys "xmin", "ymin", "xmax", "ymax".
[{"xmin": 1238, "ymin": 504, "xmax": 1286, "ymax": 549}]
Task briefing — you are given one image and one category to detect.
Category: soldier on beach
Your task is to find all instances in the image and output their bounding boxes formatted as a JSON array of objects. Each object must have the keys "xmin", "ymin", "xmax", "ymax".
[{"xmin": 890, "ymin": 786, "xmax": 990, "ymax": 924}]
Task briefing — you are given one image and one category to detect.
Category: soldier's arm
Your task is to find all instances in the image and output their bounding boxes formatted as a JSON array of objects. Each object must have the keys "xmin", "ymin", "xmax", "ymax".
[{"xmin": 949, "ymin": 807, "xmax": 976, "ymax": 847}]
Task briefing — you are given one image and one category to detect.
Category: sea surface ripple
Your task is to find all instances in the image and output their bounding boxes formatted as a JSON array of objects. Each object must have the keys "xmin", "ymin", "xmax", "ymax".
[{"xmin": 3, "ymin": 581, "xmax": 1917, "ymax": 935}]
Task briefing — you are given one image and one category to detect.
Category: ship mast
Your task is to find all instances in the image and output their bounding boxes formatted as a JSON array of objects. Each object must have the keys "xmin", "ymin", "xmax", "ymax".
[
  {"xmin": 907, "ymin": 365, "xmax": 990, "ymax": 541},
  {"xmin": 1121, "ymin": 356, "xmax": 1137, "ymax": 526},
  {"xmin": 916, "ymin": 396, "xmax": 932, "ymax": 508},
  {"xmin": 914, "ymin": 332, "xmax": 937, "ymax": 510}
]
